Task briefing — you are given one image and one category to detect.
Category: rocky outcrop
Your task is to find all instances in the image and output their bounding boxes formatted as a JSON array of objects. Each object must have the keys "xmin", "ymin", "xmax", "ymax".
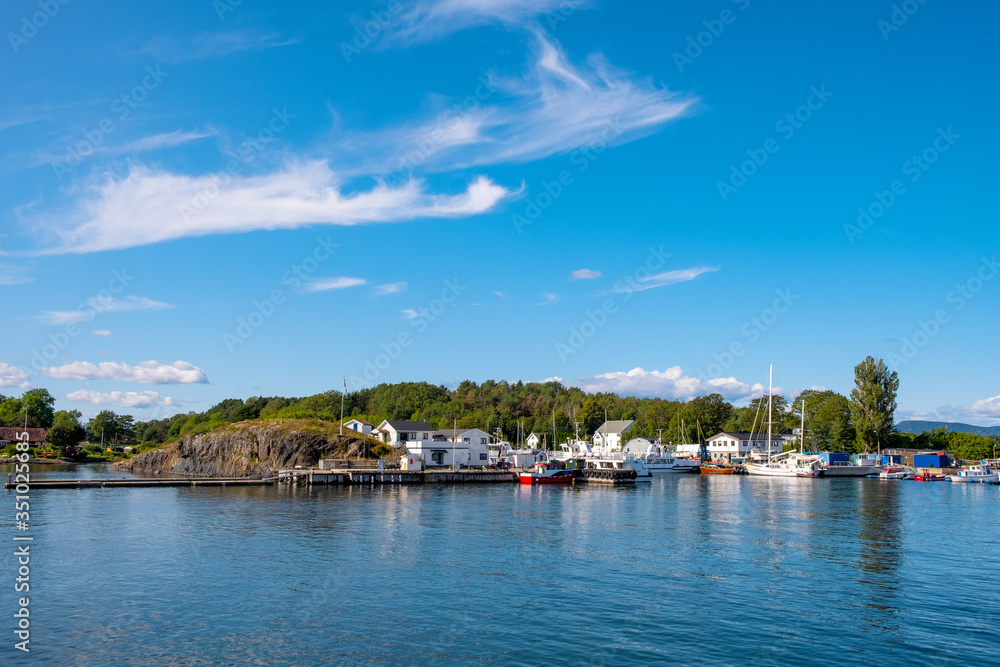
[{"xmin": 111, "ymin": 419, "xmax": 377, "ymax": 477}]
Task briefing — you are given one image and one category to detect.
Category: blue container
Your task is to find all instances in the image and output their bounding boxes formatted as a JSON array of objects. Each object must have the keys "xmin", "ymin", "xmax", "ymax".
[
  {"xmin": 913, "ymin": 453, "xmax": 949, "ymax": 468},
  {"xmin": 822, "ymin": 452, "xmax": 850, "ymax": 465},
  {"xmin": 881, "ymin": 455, "xmax": 902, "ymax": 465}
]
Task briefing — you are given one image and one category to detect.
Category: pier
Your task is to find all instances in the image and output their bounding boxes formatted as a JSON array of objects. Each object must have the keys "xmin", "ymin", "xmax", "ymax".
[
  {"xmin": 4, "ymin": 477, "xmax": 274, "ymax": 489},
  {"xmin": 276, "ymin": 469, "xmax": 517, "ymax": 485}
]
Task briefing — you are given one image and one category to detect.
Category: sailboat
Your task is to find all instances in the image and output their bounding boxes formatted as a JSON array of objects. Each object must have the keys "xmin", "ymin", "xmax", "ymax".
[{"xmin": 744, "ymin": 365, "xmax": 825, "ymax": 478}]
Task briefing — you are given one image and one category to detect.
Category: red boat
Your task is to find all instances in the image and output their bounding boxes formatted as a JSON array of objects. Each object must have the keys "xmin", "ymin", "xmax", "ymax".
[
  {"xmin": 519, "ymin": 461, "xmax": 576, "ymax": 485},
  {"xmin": 913, "ymin": 473, "xmax": 946, "ymax": 481}
]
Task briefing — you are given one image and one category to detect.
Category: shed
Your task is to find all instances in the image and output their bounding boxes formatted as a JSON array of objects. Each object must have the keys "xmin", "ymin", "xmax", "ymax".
[{"xmin": 401, "ymin": 454, "xmax": 424, "ymax": 471}]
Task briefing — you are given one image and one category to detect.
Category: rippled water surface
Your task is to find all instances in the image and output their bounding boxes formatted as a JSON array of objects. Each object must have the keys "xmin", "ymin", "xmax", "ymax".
[{"xmin": 3, "ymin": 464, "xmax": 999, "ymax": 665}]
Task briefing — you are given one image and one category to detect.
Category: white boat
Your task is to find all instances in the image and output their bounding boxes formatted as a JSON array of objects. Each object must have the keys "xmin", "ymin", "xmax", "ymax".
[
  {"xmin": 821, "ymin": 454, "xmax": 882, "ymax": 477},
  {"xmin": 553, "ymin": 439, "xmax": 653, "ymax": 480},
  {"xmin": 948, "ymin": 463, "xmax": 999, "ymax": 483},
  {"xmin": 879, "ymin": 466, "xmax": 909, "ymax": 480},
  {"xmin": 745, "ymin": 450, "xmax": 825, "ymax": 478},
  {"xmin": 745, "ymin": 366, "xmax": 823, "ymax": 478},
  {"xmin": 624, "ymin": 440, "xmax": 701, "ymax": 473}
]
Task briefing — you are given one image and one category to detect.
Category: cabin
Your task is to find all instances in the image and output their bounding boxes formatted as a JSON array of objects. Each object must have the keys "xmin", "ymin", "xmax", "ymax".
[
  {"xmin": 525, "ymin": 432, "xmax": 542, "ymax": 448},
  {"xmin": 400, "ymin": 453, "xmax": 425, "ymax": 471},
  {"xmin": 706, "ymin": 432, "xmax": 783, "ymax": 462},
  {"xmin": 342, "ymin": 419, "xmax": 373, "ymax": 435},
  {"xmin": 0, "ymin": 427, "xmax": 47, "ymax": 449},
  {"xmin": 593, "ymin": 420, "xmax": 634, "ymax": 450}
]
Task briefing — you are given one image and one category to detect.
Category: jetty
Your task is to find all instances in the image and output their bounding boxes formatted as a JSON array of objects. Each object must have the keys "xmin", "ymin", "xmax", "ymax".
[
  {"xmin": 4, "ymin": 477, "xmax": 274, "ymax": 489},
  {"xmin": 276, "ymin": 468, "xmax": 516, "ymax": 485}
]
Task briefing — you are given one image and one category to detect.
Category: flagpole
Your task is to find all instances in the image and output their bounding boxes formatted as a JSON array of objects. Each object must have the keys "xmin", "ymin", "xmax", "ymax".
[{"xmin": 340, "ymin": 378, "xmax": 346, "ymax": 436}]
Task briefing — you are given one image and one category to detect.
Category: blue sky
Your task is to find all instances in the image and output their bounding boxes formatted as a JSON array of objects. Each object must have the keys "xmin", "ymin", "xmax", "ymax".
[{"xmin": 2, "ymin": 0, "xmax": 998, "ymax": 425}]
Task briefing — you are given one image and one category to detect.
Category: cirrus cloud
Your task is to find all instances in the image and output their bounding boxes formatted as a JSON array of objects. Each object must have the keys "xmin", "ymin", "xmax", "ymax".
[
  {"xmin": 570, "ymin": 268, "xmax": 601, "ymax": 280},
  {"xmin": 41, "ymin": 360, "xmax": 208, "ymax": 385}
]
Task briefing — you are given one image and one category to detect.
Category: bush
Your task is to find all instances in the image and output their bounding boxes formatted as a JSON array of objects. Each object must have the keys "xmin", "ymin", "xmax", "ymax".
[{"xmin": 372, "ymin": 443, "xmax": 394, "ymax": 458}]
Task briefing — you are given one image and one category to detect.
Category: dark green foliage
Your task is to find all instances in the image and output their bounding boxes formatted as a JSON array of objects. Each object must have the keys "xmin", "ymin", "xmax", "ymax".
[
  {"xmin": 850, "ymin": 356, "xmax": 899, "ymax": 452},
  {"xmin": 0, "ymin": 388, "xmax": 56, "ymax": 428}
]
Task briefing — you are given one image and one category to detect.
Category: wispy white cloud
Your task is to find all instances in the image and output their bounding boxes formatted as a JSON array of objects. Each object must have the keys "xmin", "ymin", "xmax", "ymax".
[
  {"xmin": 553, "ymin": 366, "xmax": 774, "ymax": 403},
  {"xmin": 905, "ymin": 395, "xmax": 1000, "ymax": 427},
  {"xmin": 67, "ymin": 389, "xmax": 177, "ymax": 408},
  {"xmin": 0, "ymin": 263, "xmax": 32, "ymax": 285},
  {"xmin": 33, "ymin": 162, "xmax": 512, "ymax": 254},
  {"xmin": 302, "ymin": 276, "xmax": 368, "ymax": 293},
  {"xmin": 383, "ymin": 0, "xmax": 591, "ymax": 45},
  {"xmin": 38, "ymin": 296, "xmax": 173, "ymax": 325},
  {"xmin": 32, "ymin": 131, "xmax": 214, "ymax": 168},
  {"xmin": 346, "ymin": 32, "xmax": 695, "ymax": 175},
  {"xmin": 617, "ymin": 265, "xmax": 720, "ymax": 293},
  {"xmin": 373, "ymin": 281, "xmax": 407, "ymax": 295},
  {"xmin": 401, "ymin": 308, "xmax": 420, "ymax": 319},
  {"xmin": 492, "ymin": 290, "xmax": 506, "ymax": 298},
  {"xmin": 41, "ymin": 360, "xmax": 208, "ymax": 385},
  {"xmin": 535, "ymin": 291, "xmax": 560, "ymax": 306},
  {"xmin": 0, "ymin": 362, "xmax": 30, "ymax": 389},
  {"xmin": 139, "ymin": 30, "xmax": 300, "ymax": 62},
  {"xmin": 91, "ymin": 330, "xmax": 113, "ymax": 337},
  {"xmin": 570, "ymin": 268, "xmax": 601, "ymax": 280}
]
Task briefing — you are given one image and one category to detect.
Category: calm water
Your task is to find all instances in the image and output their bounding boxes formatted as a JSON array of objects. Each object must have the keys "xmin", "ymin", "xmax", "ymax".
[{"xmin": 3, "ymin": 464, "xmax": 999, "ymax": 665}]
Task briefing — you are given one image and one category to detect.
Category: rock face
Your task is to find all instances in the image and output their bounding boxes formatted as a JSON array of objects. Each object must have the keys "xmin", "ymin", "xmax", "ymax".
[{"xmin": 112, "ymin": 419, "xmax": 373, "ymax": 477}]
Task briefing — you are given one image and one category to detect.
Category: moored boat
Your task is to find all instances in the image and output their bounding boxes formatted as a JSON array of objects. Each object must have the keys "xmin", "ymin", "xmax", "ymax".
[
  {"xmin": 878, "ymin": 466, "xmax": 908, "ymax": 480},
  {"xmin": 948, "ymin": 463, "xmax": 999, "ymax": 484},
  {"xmin": 519, "ymin": 461, "xmax": 575, "ymax": 485},
  {"xmin": 699, "ymin": 462, "xmax": 735, "ymax": 475},
  {"xmin": 912, "ymin": 473, "xmax": 946, "ymax": 482}
]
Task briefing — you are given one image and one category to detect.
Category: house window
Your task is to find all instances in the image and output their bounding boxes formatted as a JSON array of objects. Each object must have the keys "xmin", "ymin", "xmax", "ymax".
[
  {"xmin": 422, "ymin": 433, "xmax": 428, "ymax": 440},
  {"xmin": 480, "ymin": 453, "xmax": 488, "ymax": 461},
  {"xmin": 481, "ymin": 438, "xmax": 487, "ymax": 444},
  {"xmin": 463, "ymin": 437, "xmax": 470, "ymax": 443}
]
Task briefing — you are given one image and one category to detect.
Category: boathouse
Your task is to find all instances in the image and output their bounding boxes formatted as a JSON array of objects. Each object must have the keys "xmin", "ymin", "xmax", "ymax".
[{"xmin": 342, "ymin": 419, "xmax": 373, "ymax": 435}]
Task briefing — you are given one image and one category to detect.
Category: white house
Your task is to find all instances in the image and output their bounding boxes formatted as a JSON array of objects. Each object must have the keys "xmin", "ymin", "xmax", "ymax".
[
  {"xmin": 525, "ymin": 433, "xmax": 542, "ymax": 448},
  {"xmin": 593, "ymin": 420, "xmax": 635, "ymax": 450},
  {"xmin": 423, "ymin": 428, "xmax": 492, "ymax": 467},
  {"xmin": 342, "ymin": 419, "xmax": 373, "ymax": 435},
  {"xmin": 400, "ymin": 453, "xmax": 424, "ymax": 471},
  {"xmin": 375, "ymin": 420, "xmax": 435, "ymax": 447},
  {"xmin": 706, "ymin": 432, "xmax": 783, "ymax": 462}
]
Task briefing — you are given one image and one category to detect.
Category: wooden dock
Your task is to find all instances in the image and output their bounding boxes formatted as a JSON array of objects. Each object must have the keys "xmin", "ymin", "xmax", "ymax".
[
  {"xmin": 4, "ymin": 477, "xmax": 274, "ymax": 489},
  {"xmin": 277, "ymin": 469, "xmax": 516, "ymax": 485}
]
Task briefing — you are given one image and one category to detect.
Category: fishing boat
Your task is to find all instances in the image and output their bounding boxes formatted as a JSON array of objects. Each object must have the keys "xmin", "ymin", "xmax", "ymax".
[
  {"xmin": 948, "ymin": 463, "xmax": 999, "ymax": 484},
  {"xmin": 912, "ymin": 473, "xmax": 946, "ymax": 482},
  {"xmin": 519, "ymin": 460, "xmax": 575, "ymax": 485},
  {"xmin": 878, "ymin": 466, "xmax": 908, "ymax": 480},
  {"xmin": 820, "ymin": 454, "xmax": 882, "ymax": 477}
]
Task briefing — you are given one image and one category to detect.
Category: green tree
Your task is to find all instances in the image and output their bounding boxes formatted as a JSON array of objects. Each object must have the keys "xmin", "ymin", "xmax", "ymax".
[
  {"xmin": 578, "ymin": 399, "xmax": 604, "ymax": 437},
  {"xmin": 20, "ymin": 388, "xmax": 56, "ymax": 428},
  {"xmin": 47, "ymin": 422, "xmax": 85, "ymax": 457},
  {"xmin": 849, "ymin": 356, "xmax": 899, "ymax": 452},
  {"xmin": 0, "ymin": 398, "xmax": 23, "ymax": 427}
]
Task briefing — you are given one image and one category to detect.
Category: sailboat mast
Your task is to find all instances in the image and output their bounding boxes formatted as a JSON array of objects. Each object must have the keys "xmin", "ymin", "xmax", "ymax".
[
  {"xmin": 800, "ymin": 398, "xmax": 806, "ymax": 454},
  {"xmin": 767, "ymin": 364, "xmax": 773, "ymax": 459}
]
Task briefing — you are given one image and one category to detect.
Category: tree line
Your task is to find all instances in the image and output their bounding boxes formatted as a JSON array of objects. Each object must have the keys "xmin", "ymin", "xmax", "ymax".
[{"xmin": 2, "ymin": 357, "xmax": 997, "ymax": 461}]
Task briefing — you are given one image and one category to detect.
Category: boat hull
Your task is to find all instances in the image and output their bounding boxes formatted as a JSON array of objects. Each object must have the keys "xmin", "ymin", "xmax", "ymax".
[
  {"xmin": 519, "ymin": 472, "xmax": 574, "ymax": 485},
  {"xmin": 700, "ymin": 465, "xmax": 735, "ymax": 475},
  {"xmin": 822, "ymin": 466, "xmax": 881, "ymax": 477},
  {"xmin": 745, "ymin": 464, "xmax": 821, "ymax": 478}
]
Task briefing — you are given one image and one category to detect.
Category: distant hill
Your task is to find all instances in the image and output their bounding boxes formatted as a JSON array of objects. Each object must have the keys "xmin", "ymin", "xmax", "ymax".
[{"xmin": 895, "ymin": 420, "xmax": 1000, "ymax": 437}]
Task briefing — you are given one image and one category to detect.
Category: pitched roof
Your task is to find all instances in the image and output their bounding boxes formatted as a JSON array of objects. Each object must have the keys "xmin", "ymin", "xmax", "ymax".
[
  {"xmin": 709, "ymin": 431, "xmax": 774, "ymax": 440},
  {"xmin": 595, "ymin": 420, "xmax": 634, "ymax": 434},
  {"xmin": 0, "ymin": 427, "xmax": 47, "ymax": 442},
  {"xmin": 345, "ymin": 419, "xmax": 373, "ymax": 426},
  {"xmin": 384, "ymin": 420, "xmax": 434, "ymax": 431}
]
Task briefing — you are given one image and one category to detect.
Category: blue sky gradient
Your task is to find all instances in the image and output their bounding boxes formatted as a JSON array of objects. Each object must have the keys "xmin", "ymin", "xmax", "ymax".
[{"xmin": 2, "ymin": 0, "xmax": 998, "ymax": 425}]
